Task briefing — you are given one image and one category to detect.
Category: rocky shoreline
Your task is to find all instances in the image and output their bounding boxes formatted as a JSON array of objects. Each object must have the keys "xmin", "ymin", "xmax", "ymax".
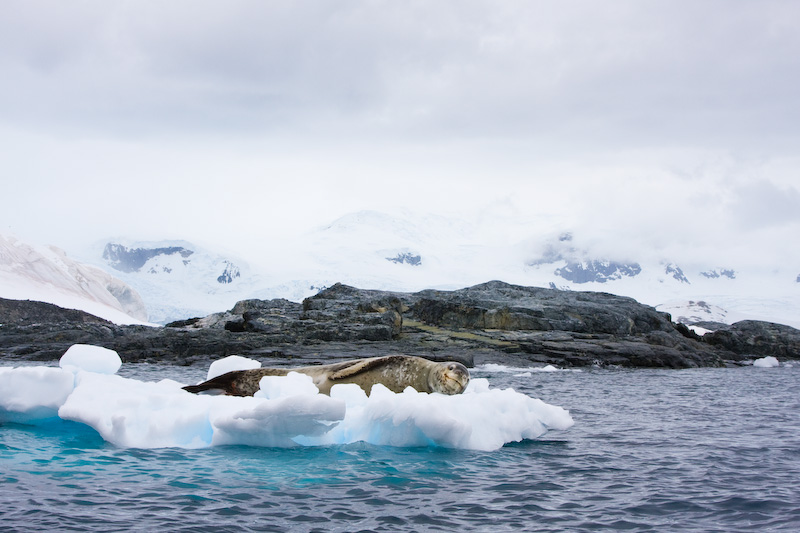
[{"xmin": 2, "ymin": 281, "xmax": 799, "ymax": 368}]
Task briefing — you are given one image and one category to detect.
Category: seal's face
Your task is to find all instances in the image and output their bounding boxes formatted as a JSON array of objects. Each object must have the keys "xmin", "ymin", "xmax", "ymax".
[{"xmin": 430, "ymin": 361, "xmax": 470, "ymax": 395}]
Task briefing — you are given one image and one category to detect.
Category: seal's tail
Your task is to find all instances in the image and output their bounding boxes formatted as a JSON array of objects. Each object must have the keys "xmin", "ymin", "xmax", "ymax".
[
  {"xmin": 182, "ymin": 383, "xmax": 215, "ymax": 394},
  {"xmin": 182, "ymin": 372, "xmax": 239, "ymax": 395}
]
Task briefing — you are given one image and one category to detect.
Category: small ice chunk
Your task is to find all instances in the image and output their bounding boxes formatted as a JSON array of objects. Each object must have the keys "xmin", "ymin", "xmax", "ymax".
[
  {"xmin": 329, "ymin": 383, "xmax": 369, "ymax": 406},
  {"xmin": 255, "ymin": 371, "xmax": 319, "ymax": 400},
  {"xmin": 60, "ymin": 344, "xmax": 122, "ymax": 375},
  {"xmin": 753, "ymin": 356, "xmax": 780, "ymax": 368},
  {"xmin": 207, "ymin": 355, "xmax": 261, "ymax": 380}
]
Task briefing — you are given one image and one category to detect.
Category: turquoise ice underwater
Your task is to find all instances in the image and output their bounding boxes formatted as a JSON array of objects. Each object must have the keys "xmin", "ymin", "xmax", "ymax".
[{"xmin": 2, "ymin": 347, "xmax": 800, "ymax": 531}]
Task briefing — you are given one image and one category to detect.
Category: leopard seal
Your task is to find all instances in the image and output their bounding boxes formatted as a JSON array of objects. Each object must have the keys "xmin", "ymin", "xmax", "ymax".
[{"xmin": 183, "ymin": 355, "xmax": 470, "ymax": 397}]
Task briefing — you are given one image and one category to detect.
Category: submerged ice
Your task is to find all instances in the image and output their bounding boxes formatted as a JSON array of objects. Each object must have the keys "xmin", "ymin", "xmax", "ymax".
[{"xmin": 0, "ymin": 345, "xmax": 573, "ymax": 451}]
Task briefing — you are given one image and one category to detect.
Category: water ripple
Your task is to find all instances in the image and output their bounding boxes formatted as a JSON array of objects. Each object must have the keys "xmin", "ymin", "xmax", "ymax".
[{"xmin": 2, "ymin": 366, "xmax": 800, "ymax": 531}]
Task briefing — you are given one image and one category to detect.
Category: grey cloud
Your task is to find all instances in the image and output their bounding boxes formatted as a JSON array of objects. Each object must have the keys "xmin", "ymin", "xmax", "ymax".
[
  {"xmin": 1, "ymin": 0, "xmax": 799, "ymax": 151},
  {"xmin": 727, "ymin": 179, "xmax": 800, "ymax": 230}
]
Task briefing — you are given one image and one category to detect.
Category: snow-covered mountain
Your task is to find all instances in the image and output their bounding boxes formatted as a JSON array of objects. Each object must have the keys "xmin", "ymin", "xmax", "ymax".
[
  {"xmin": 8, "ymin": 209, "xmax": 799, "ymax": 329},
  {"xmin": 0, "ymin": 234, "xmax": 149, "ymax": 325},
  {"xmin": 85, "ymin": 212, "xmax": 800, "ymax": 328},
  {"xmin": 81, "ymin": 240, "xmax": 271, "ymax": 324},
  {"xmin": 521, "ymin": 232, "xmax": 800, "ymax": 329}
]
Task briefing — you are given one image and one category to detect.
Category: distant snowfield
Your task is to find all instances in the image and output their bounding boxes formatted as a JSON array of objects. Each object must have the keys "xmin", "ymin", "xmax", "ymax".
[{"xmin": 4, "ymin": 208, "xmax": 800, "ymax": 329}]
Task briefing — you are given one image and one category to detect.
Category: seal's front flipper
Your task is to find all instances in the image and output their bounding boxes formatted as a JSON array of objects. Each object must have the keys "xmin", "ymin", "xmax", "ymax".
[{"xmin": 327, "ymin": 356, "xmax": 405, "ymax": 380}]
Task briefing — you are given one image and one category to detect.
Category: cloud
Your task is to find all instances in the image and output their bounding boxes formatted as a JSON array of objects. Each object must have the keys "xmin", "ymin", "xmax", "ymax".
[
  {"xmin": 1, "ymin": 1, "xmax": 799, "ymax": 151},
  {"xmin": 727, "ymin": 179, "xmax": 800, "ymax": 230},
  {"xmin": 0, "ymin": 0, "xmax": 799, "ymax": 276}
]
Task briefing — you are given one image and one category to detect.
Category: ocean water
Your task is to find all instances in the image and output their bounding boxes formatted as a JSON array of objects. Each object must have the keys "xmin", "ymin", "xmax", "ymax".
[{"xmin": 2, "ymin": 362, "xmax": 799, "ymax": 532}]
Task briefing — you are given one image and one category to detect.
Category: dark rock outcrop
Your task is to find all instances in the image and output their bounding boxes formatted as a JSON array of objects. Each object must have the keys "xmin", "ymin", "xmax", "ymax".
[
  {"xmin": 665, "ymin": 263, "xmax": 690, "ymax": 284},
  {"xmin": 216, "ymin": 261, "xmax": 241, "ymax": 284},
  {"xmin": 409, "ymin": 282, "xmax": 672, "ymax": 335},
  {"xmin": 0, "ymin": 298, "xmax": 113, "ymax": 326},
  {"xmin": 700, "ymin": 269, "xmax": 736, "ymax": 280},
  {"xmin": 387, "ymin": 252, "xmax": 422, "ymax": 266},
  {"xmin": 3, "ymin": 282, "xmax": 797, "ymax": 369},
  {"xmin": 702, "ymin": 320, "xmax": 800, "ymax": 359}
]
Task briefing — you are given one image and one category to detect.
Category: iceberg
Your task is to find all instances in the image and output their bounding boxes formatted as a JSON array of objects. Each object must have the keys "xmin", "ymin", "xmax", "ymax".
[
  {"xmin": 753, "ymin": 356, "xmax": 780, "ymax": 368},
  {"xmin": 0, "ymin": 344, "xmax": 574, "ymax": 451}
]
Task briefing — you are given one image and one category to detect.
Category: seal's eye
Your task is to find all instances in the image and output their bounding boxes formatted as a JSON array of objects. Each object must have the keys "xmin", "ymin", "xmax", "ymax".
[{"xmin": 448, "ymin": 364, "xmax": 456, "ymax": 370}]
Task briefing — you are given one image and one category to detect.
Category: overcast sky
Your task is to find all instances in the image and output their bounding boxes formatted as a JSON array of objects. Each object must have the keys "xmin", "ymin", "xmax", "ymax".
[{"xmin": 2, "ymin": 1, "xmax": 799, "ymax": 268}]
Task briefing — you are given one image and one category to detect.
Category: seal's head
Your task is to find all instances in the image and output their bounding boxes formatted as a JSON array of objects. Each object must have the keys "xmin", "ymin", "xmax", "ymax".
[{"xmin": 428, "ymin": 361, "xmax": 470, "ymax": 395}]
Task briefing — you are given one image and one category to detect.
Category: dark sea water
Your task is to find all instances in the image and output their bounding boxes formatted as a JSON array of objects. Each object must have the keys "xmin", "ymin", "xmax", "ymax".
[{"xmin": 2, "ymin": 362, "xmax": 799, "ymax": 532}]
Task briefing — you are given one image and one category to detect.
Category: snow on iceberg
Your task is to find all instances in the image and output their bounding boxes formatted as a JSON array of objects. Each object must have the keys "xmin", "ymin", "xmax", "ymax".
[{"xmin": 0, "ymin": 345, "xmax": 574, "ymax": 451}]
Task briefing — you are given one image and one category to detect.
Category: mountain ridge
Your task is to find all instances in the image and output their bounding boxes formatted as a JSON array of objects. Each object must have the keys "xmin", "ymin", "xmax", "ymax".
[{"xmin": 0, "ymin": 234, "xmax": 148, "ymax": 325}]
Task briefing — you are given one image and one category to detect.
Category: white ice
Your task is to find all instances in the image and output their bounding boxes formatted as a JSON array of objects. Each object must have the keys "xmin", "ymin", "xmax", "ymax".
[
  {"xmin": 753, "ymin": 356, "xmax": 780, "ymax": 368},
  {"xmin": 0, "ymin": 366, "xmax": 75, "ymax": 424},
  {"xmin": 206, "ymin": 354, "xmax": 261, "ymax": 379},
  {"xmin": 60, "ymin": 344, "xmax": 122, "ymax": 374},
  {"xmin": 254, "ymin": 372, "xmax": 321, "ymax": 400},
  {"xmin": 0, "ymin": 344, "xmax": 574, "ymax": 451}
]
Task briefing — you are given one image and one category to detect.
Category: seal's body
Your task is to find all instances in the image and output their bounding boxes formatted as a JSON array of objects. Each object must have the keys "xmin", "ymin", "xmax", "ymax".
[{"xmin": 183, "ymin": 355, "xmax": 470, "ymax": 396}]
